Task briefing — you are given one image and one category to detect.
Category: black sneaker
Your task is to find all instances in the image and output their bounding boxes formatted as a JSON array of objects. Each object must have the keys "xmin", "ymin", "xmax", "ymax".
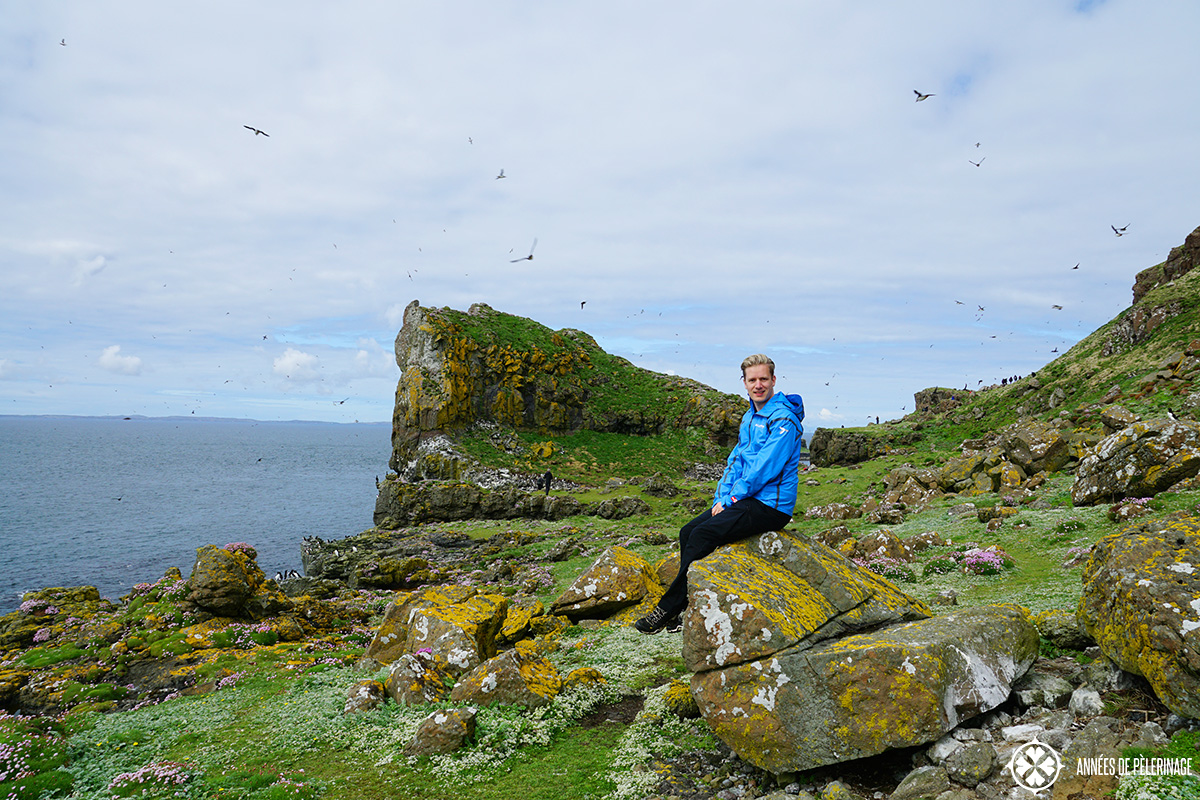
[
  {"xmin": 634, "ymin": 606, "xmax": 672, "ymax": 634},
  {"xmin": 663, "ymin": 614, "xmax": 683, "ymax": 634}
]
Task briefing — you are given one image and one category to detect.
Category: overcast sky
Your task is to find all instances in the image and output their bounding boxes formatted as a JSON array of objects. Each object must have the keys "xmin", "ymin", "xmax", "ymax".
[{"xmin": 2, "ymin": 1, "xmax": 1198, "ymax": 430}]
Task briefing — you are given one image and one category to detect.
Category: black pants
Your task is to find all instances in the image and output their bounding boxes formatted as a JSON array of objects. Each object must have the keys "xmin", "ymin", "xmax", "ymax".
[{"xmin": 657, "ymin": 497, "xmax": 791, "ymax": 616}]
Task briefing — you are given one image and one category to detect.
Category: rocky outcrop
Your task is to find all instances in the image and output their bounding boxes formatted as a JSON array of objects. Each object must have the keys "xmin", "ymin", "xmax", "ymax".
[
  {"xmin": 1078, "ymin": 514, "xmax": 1200, "ymax": 718},
  {"xmin": 914, "ymin": 386, "xmax": 968, "ymax": 415},
  {"xmin": 1132, "ymin": 223, "xmax": 1200, "ymax": 304},
  {"xmin": 681, "ymin": 531, "xmax": 1038, "ymax": 772},
  {"xmin": 808, "ymin": 429, "xmax": 885, "ymax": 467},
  {"xmin": 387, "ymin": 300, "xmax": 744, "ymax": 471},
  {"xmin": 1070, "ymin": 418, "xmax": 1200, "ymax": 505}
]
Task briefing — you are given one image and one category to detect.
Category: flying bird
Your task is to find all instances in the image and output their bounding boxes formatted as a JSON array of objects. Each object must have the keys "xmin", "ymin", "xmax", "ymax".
[
  {"xmin": 243, "ymin": 125, "xmax": 269, "ymax": 137},
  {"xmin": 1052, "ymin": 304, "xmax": 1063, "ymax": 310},
  {"xmin": 969, "ymin": 158, "xmax": 985, "ymax": 167},
  {"xmin": 510, "ymin": 238, "xmax": 537, "ymax": 262},
  {"xmin": 496, "ymin": 169, "xmax": 506, "ymax": 179},
  {"xmin": 1073, "ymin": 263, "xmax": 1080, "ymax": 269},
  {"xmin": 914, "ymin": 90, "xmax": 934, "ymax": 101},
  {"xmin": 59, "ymin": 39, "xmax": 66, "ymax": 46},
  {"xmin": 955, "ymin": 300, "xmax": 964, "ymax": 304},
  {"xmin": 580, "ymin": 301, "xmax": 586, "ymax": 309},
  {"xmin": 1112, "ymin": 224, "xmax": 1128, "ymax": 237}
]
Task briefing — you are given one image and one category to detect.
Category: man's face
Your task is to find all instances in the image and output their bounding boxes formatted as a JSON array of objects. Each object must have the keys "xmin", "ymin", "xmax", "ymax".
[{"xmin": 743, "ymin": 364, "xmax": 776, "ymax": 409}]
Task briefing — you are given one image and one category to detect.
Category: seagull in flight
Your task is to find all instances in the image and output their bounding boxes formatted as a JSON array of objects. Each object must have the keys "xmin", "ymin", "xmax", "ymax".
[
  {"xmin": 1112, "ymin": 224, "xmax": 1128, "ymax": 237},
  {"xmin": 496, "ymin": 169, "xmax": 506, "ymax": 179},
  {"xmin": 914, "ymin": 90, "xmax": 934, "ymax": 101},
  {"xmin": 580, "ymin": 301, "xmax": 586, "ymax": 309},
  {"xmin": 1051, "ymin": 304, "xmax": 1063, "ymax": 310},
  {"xmin": 969, "ymin": 158, "xmax": 985, "ymax": 167},
  {"xmin": 60, "ymin": 39, "xmax": 66, "ymax": 46},
  {"xmin": 243, "ymin": 125, "xmax": 269, "ymax": 137},
  {"xmin": 510, "ymin": 238, "xmax": 537, "ymax": 262}
]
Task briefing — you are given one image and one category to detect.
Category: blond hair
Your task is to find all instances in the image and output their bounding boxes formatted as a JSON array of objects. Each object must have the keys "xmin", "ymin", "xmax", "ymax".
[{"xmin": 740, "ymin": 353, "xmax": 775, "ymax": 376}]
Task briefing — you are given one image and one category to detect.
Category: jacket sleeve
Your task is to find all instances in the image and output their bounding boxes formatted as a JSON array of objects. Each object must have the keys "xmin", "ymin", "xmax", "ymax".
[
  {"xmin": 714, "ymin": 413, "xmax": 750, "ymax": 505},
  {"xmin": 726, "ymin": 412, "xmax": 801, "ymax": 502}
]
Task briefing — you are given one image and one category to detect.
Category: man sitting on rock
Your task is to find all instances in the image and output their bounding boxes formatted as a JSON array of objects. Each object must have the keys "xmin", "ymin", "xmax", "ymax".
[{"xmin": 635, "ymin": 353, "xmax": 804, "ymax": 634}]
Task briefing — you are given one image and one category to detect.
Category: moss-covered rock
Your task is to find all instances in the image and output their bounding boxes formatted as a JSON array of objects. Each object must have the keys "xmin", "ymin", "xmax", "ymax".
[
  {"xmin": 1077, "ymin": 513, "xmax": 1200, "ymax": 717},
  {"xmin": 187, "ymin": 545, "xmax": 265, "ymax": 616}
]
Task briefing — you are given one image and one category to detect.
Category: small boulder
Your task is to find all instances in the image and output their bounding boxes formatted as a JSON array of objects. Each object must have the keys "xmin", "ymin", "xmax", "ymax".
[
  {"xmin": 449, "ymin": 646, "xmax": 562, "ymax": 708},
  {"xmin": 187, "ymin": 545, "xmax": 265, "ymax": 616},
  {"xmin": 1032, "ymin": 609, "xmax": 1093, "ymax": 651},
  {"xmin": 549, "ymin": 546, "xmax": 660, "ymax": 620},
  {"xmin": 384, "ymin": 651, "xmax": 460, "ymax": 705},
  {"xmin": 343, "ymin": 680, "xmax": 386, "ymax": 714},
  {"xmin": 404, "ymin": 707, "xmax": 477, "ymax": 757},
  {"xmin": 497, "ymin": 596, "xmax": 545, "ymax": 645}
]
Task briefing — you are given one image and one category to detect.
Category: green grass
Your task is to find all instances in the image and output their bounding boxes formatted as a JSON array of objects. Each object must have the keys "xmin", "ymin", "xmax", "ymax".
[{"xmin": 456, "ymin": 426, "xmax": 717, "ymax": 484}]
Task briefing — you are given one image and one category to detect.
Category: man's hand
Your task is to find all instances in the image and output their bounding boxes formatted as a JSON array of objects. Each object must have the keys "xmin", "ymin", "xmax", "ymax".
[{"xmin": 711, "ymin": 501, "xmax": 725, "ymax": 516}]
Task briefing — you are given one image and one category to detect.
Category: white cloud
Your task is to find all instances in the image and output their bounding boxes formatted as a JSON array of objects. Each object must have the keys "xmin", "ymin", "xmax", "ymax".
[
  {"xmin": 72, "ymin": 256, "xmax": 107, "ymax": 286},
  {"xmin": 98, "ymin": 345, "xmax": 142, "ymax": 375},
  {"xmin": 273, "ymin": 348, "xmax": 321, "ymax": 382},
  {"xmin": 818, "ymin": 408, "xmax": 843, "ymax": 422},
  {"xmin": 350, "ymin": 338, "xmax": 396, "ymax": 379}
]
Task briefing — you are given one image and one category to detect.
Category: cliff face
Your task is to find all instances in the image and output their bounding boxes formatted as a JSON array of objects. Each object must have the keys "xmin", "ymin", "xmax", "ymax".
[{"xmin": 388, "ymin": 300, "xmax": 746, "ymax": 471}]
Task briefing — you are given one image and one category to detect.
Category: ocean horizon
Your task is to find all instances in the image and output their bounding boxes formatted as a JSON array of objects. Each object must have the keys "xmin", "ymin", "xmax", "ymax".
[{"xmin": 0, "ymin": 415, "xmax": 392, "ymax": 614}]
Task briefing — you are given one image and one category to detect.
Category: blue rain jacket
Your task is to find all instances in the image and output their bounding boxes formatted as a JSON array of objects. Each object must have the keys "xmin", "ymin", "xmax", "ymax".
[{"xmin": 714, "ymin": 391, "xmax": 805, "ymax": 516}]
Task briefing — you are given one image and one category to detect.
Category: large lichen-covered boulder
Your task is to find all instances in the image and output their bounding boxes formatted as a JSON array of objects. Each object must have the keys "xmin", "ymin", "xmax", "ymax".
[
  {"xmin": 681, "ymin": 531, "xmax": 930, "ymax": 672},
  {"xmin": 404, "ymin": 592, "xmax": 508, "ymax": 667},
  {"xmin": 999, "ymin": 419, "xmax": 1070, "ymax": 474},
  {"xmin": 690, "ymin": 604, "xmax": 1038, "ymax": 772},
  {"xmin": 187, "ymin": 545, "xmax": 265, "ymax": 616},
  {"xmin": 1077, "ymin": 514, "xmax": 1200, "ymax": 718},
  {"xmin": 549, "ymin": 546, "xmax": 661, "ymax": 620},
  {"xmin": 363, "ymin": 585, "xmax": 498, "ymax": 665},
  {"xmin": 448, "ymin": 645, "xmax": 562, "ymax": 708},
  {"xmin": 1071, "ymin": 419, "xmax": 1200, "ymax": 505}
]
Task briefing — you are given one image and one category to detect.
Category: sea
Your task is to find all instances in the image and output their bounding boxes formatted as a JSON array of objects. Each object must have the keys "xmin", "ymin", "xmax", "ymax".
[{"xmin": 0, "ymin": 416, "xmax": 392, "ymax": 615}]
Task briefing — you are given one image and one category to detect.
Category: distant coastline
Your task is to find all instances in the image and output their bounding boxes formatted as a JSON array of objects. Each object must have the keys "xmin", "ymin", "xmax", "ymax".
[{"xmin": 0, "ymin": 414, "xmax": 390, "ymax": 426}]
